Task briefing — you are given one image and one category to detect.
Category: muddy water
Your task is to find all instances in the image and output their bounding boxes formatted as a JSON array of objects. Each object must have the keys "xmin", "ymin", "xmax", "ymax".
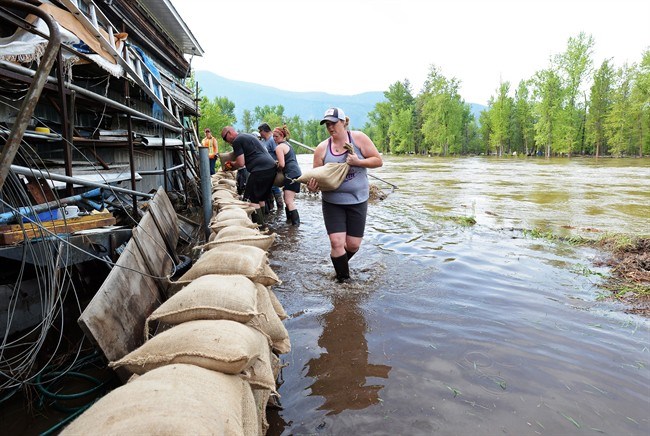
[{"xmin": 265, "ymin": 156, "xmax": 649, "ymax": 435}]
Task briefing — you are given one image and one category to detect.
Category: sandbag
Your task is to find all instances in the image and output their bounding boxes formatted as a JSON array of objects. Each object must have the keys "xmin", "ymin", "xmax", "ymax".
[
  {"xmin": 110, "ymin": 320, "xmax": 275, "ymax": 391},
  {"xmin": 214, "ymin": 208, "xmax": 249, "ymax": 222},
  {"xmin": 176, "ymin": 244, "xmax": 280, "ymax": 286},
  {"xmin": 267, "ymin": 287, "xmax": 288, "ymax": 320},
  {"xmin": 248, "ymin": 283, "xmax": 290, "ymax": 354},
  {"xmin": 210, "ymin": 217, "xmax": 258, "ymax": 233},
  {"xmin": 273, "ymin": 169, "xmax": 285, "ymax": 187},
  {"xmin": 291, "ymin": 162, "xmax": 350, "ymax": 191},
  {"xmin": 61, "ymin": 364, "xmax": 257, "ymax": 436},
  {"xmin": 219, "ymin": 151, "xmax": 235, "ymax": 171},
  {"xmin": 145, "ymin": 274, "xmax": 259, "ymax": 337},
  {"xmin": 200, "ymin": 230, "xmax": 275, "ymax": 252}
]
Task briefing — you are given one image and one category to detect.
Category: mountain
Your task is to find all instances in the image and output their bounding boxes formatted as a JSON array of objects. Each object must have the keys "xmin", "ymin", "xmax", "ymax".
[
  {"xmin": 194, "ymin": 71, "xmax": 487, "ymax": 128},
  {"xmin": 195, "ymin": 71, "xmax": 384, "ymax": 128}
]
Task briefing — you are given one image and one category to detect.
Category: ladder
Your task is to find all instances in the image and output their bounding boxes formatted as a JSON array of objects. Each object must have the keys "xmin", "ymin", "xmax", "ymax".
[{"xmin": 59, "ymin": 0, "xmax": 183, "ymax": 127}]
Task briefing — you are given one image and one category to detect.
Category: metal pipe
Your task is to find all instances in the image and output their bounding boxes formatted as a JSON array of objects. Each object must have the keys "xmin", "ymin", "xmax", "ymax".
[
  {"xmin": 288, "ymin": 139, "xmax": 399, "ymax": 190},
  {"xmin": 198, "ymin": 145, "xmax": 211, "ymax": 241},
  {"xmin": 0, "ymin": 60, "xmax": 182, "ymax": 133},
  {"xmin": 0, "ymin": 0, "xmax": 61, "ymax": 192},
  {"xmin": 10, "ymin": 165, "xmax": 154, "ymax": 198},
  {"xmin": 136, "ymin": 163, "xmax": 185, "ymax": 175},
  {"xmin": 0, "ymin": 188, "xmax": 102, "ymax": 224}
]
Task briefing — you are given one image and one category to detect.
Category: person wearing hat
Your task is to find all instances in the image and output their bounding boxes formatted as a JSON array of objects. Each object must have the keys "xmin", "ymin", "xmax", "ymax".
[
  {"xmin": 202, "ymin": 128, "xmax": 219, "ymax": 175},
  {"xmin": 307, "ymin": 107, "xmax": 383, "ymax": 282},
  {"xmin": 258, "ymin": 123, "xmax": 284, "ymax": 213},
  {"xmin": 220, "ymin": 126, "xmax": 277, "ymax": 227}
]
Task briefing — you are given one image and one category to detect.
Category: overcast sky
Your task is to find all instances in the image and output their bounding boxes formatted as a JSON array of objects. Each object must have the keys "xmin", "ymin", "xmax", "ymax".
[{"xmin": 171, "ymin": 0, "xmax": 649, "ymax": 106}]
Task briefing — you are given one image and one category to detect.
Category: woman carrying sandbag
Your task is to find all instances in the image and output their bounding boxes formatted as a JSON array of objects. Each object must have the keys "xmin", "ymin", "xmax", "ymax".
[
  {"xmin": 307, "ymin": 107, "xmax": 383, "ymax": 282},
  {"xmin": 273, "ymin": 125, "xmax": 302, "ymax": 225}
]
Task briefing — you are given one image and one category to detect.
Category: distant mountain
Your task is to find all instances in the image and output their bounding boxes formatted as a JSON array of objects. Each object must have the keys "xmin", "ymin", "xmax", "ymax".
[
  {"xmin": 195, "ymin": 71, "xmax": 487, "ymax": 128},
  {"xmin": 195, "ymin": 71, "xmax": 384, "ymax": 128}
]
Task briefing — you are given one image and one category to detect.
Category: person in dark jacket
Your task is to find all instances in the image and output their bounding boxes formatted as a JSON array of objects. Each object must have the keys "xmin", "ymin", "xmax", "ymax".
[{"xmin": 221, "ymin": 126, "xmax": 277, "ymax": 227}]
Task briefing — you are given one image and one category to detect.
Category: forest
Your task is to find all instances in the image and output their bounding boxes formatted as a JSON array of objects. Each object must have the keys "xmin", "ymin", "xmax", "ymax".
[{"xmin": 196, "ymin": 33, "xmax": 649, "ymax": 158}]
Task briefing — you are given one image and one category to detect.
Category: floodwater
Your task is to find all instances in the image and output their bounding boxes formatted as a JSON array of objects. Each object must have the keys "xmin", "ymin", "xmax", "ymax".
[{"xmin": 265, "ymin": 155, "xmax": 650, "ymax": 435}]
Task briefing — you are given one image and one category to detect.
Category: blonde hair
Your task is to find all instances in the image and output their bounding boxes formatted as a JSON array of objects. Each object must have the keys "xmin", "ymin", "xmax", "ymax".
[{"xmin": 273, "ymin": 125, "xmax": 290, "ymax": 140}]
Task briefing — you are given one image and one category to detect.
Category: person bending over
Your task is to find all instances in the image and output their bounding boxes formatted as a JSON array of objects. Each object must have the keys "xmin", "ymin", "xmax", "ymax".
[{"xmin": 221, "ymin": 126, "xmax": 277, "ymax": 227}]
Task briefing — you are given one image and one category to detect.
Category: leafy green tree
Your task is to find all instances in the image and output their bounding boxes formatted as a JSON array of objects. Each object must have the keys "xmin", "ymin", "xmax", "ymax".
[
  {"xmin": 631, "ymin": 49, "xmax": 650, "ymax": 156},
  {"xmin": 419, "ymin": 65, "xmax": 465, "ymax": 156},
  {"xmin": 605, "ymin": 64, "xmax": 636, "ymax": 156},
  {"xmin": 556, "ymin": 33, "xmax": 594, "ymax": 156},
  {"xmin": 512, "ymin": 80, "xmax": 535, "ymax": 156},
  {"xmin": 586, "ymin": 59, "xmax": 614, "ymax": 156},
  {"xmin": 488, "ymin": 81, "xmax": 513, "ymax": 156},
  {"xmin": 532, "ymin": 68, "xmax": 564, "ymax": 157},
  {"xmin": 198, "ymin": 96, "xmax": 236, "ymax": 149},
  {"xmin": 241, "ymin": 110, "xmax": 255, "ymax": 133},
  {"xmin": 253, "ymin": 105, "xmax": 285, "ymax": 130}
]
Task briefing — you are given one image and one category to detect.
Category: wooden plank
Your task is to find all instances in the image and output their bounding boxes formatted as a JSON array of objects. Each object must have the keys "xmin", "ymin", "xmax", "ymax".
[
  {"xmin": 132, "ymin": 211, "xmax": 173, "ymax": 296},
  {"xmin": 78, "ymin": 236, "xmax": 163, "ymax": 367},
  {"xmin": 148, "ymin": 187, "xmax": 179, "ymax": 262},
  {"xmin": 0, "ymin": 212, "xmax": 116, "ymax": 245}
]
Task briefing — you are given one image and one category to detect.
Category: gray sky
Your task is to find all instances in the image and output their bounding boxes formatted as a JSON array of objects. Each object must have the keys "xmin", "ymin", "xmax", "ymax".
[{"xmin": 171, "ymin": 0, "xmax": 649, "ymax": 105}]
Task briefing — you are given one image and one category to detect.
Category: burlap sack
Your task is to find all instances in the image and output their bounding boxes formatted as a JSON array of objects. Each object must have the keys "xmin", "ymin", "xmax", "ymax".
[
  {"xmin": 291, "ymin": 162, "xmax": 350, "ymax": 191},
  {"xmin": 219, "ymin": 151, "xmax": 235, "ymax": 171},
  {"xmin": 200, "ymin": 230, "xmax": 275, "ymax": 252},
  {"xmin": 145, "ymin": 274, "xmax": 259, "ymax": 338},
  {"xmin": 218, "ymin": 178, "xmax": 237, "ymax": 188},
  {"xmin": 210, "ymin": 218, "xmax": 258, "ymax": 233},
  {"xmin": 110, "ymin": 320, "xmax": 276, "ymax": 392},
  {"xmin": 215, "ymin": 208, "xmax": 249, "ymax": 222},
  {"xmin": 61, "ymin": 364, "xmax": 257, "ymax": 436},
  {"xmin": 248, "ymin": 283, "xmax": 290, "ymax": 354},
  {"xmin": 218, "ymin": 203, "xmax": 255, "ymax": 216},
  {"xmin": 212, "ymin": 189, "xmax": 238, "ymax": 201},
  {"xmin": 267, "ymin": 287, "xmax": 288, "ymax": 320},
  {"xmin": 176, "ymin": 244, "xmax": 280, "ymax": 286},
  {"xmin": 252, "ymin": 388, "xmax": 271, "ymax": 435}
]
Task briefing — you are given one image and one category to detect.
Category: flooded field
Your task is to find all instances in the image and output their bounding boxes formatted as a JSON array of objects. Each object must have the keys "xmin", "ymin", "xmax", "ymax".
[{"xmin": 266, "ymin": 155, "xmax": 649, "ymax": 435}]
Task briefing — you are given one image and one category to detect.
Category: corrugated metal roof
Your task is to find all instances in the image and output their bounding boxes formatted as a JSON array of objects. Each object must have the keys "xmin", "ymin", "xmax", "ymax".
[{"xmin": 136, "ymin": 0, "xmax": 204, "ymax": 56}]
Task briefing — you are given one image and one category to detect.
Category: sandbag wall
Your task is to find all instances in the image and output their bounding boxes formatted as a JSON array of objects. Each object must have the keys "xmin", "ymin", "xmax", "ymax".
[{"xmin": 62, "ymin": 169, "xmax": 289, "ymax": 435}]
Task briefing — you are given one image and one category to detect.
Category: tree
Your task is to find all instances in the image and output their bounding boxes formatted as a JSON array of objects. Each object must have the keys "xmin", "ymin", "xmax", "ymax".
[
  {"xmin": 488, "ymin": 80, "xmax": 512, "ymax": 156},
  {"xmin": 532, "ymin": 68, "xmax": 563, "ymax": 157},
  {"xmin": 198, "ymin": 96, "xmax": 236, "ymax": 147},
  {"xmin": 631, "ymin": 49, "xmax": 650, "ymax": 156},
  {"xmin": 512, "ymin": 80, "xmax": 535, "ymax": 156},
  {"xmin": 586, "ymin": 59, "xmax": 614, "ymax": 157}
]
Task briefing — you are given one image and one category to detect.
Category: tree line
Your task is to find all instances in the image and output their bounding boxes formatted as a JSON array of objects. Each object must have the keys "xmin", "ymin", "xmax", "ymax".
[{"xmin": 193, "ymin": 33, "xmax": 649, "ymax": 158}]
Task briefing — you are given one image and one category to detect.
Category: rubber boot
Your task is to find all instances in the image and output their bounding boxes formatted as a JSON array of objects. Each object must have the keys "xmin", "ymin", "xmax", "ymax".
[
  {"xmin": 346, "ymin": 249, "xmax": 357, "ymax": 260},
  {"xmin": 253, "ymin": 208, "xmax": 266, "ymax": 228},
  {"xmin": 289, "ymin": 209, "xmax": 300, "ymax": 226},
  {"xmin": 330, "ymin": 254, "xmax": 350, "ymax": 282},
  {"xmin": 274, "ymin": 191, "xmax": 284, "ymax": 210},
  {"xmin": 285, "ymin": 207, "xmax": 291, "ymax": 223}
]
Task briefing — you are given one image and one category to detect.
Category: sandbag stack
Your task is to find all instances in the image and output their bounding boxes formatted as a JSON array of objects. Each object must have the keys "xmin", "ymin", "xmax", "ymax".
[{"xmin": 62, "ymin": 169, "xmax": 289, "ymax": 436}]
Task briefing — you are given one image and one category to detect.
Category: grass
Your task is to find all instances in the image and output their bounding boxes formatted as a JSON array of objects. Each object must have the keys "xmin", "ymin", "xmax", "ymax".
[{"xmin": 523, "ymin": 230, "xmax": 650, "ymax": 315}]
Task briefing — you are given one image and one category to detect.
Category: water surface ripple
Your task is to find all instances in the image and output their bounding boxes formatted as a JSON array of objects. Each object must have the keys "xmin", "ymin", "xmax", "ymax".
[{"xmin": 267, "ymin": 156, "xmax": 649, "ymax": 435}]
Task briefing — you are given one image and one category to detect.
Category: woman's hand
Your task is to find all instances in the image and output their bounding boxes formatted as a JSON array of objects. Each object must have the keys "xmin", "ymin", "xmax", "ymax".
[
  {"xmin": 307, "ymin": 178, "xmax": 319, "ymax": 192},
  {"xmin": 346, "ymin": 152, "xmax": 360, "ymax": 166}
]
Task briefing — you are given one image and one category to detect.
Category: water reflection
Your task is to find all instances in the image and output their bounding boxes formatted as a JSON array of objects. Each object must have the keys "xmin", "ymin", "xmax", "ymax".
[{"xmin": 305, "ymin": 292, "xmax": 391, "ymax": 415}]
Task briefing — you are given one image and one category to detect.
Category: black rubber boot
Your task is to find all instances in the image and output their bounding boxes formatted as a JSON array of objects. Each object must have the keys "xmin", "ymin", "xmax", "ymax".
[
  {"xmin": 345, "ymin": 249, "xmax": 358, "ymax": 260},
  {"xmin": 274, "ymin": 192, "xmax": 284, "ymax": 210},
  {"xmin": 289, "ymin": 209, "xmax": 300, "ymax": 226},
  {"xmin": 285, "ymin": 207, "xmax": 291, "ymax": 223},
  {"xmin": 253, "ymin": 208, "xmax": 266, "ymax": 228},
  {"xmin": 330, "ymin": 254, "xmax": 350, "ymax": 282}
]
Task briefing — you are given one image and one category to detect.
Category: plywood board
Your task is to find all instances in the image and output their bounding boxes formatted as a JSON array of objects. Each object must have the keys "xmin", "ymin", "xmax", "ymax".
[
  {"xmin": 148, "ymin": 186, "xmax": 179, "ymax": 257},
  {"xmin": 78, "ymin": 236, "xmax": 162, "ymax": 364},
  {"xmin": 132, "ymin": 213, "xmax": 173, "ymax": 295}
]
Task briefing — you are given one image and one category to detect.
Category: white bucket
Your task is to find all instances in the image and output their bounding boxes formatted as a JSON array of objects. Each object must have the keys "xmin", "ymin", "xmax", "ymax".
[{"xmin": 63, "ymin": 205, "xmax": 79, "ymax": 218}]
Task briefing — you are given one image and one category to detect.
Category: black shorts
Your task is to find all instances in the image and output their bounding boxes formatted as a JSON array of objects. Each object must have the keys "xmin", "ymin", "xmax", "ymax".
[
  {"xmin": 283, "ymin": 178, "xmax": 301, "ymax": 193},
  {"xmin": 244, "ymin": 167, "xmax": 276, "ymax": 203},
  {"xmin": 322, "ymin": 200, "xmax": 368, "ymax": 237}
]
